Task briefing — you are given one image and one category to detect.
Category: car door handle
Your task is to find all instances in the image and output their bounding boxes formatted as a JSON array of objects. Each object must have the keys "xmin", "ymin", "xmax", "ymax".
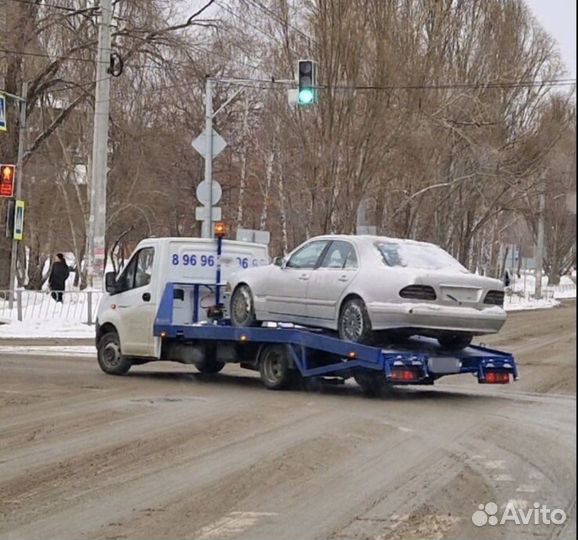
[
  {"xmin": 299, "ymin": 274, "xmax": 310, "ymax": 281},
  {"xmin": 142, "ymin": 292, "xmax": 151, "ymax": 302},
  {"xmin": 338, "ymin": 275, "xmax": 349, "ymax": 282}
]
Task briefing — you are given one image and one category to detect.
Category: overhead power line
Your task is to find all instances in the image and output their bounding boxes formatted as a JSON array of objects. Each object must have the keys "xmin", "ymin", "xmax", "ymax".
[
  {"xmin": 243, "ymin": 0, "xmax": 317, "ymax": 47},
  {"xmin": 215, "ymin": 0, "xmax": 301, "ymax": 57},
  {"xmin": 4, "ymin": 0, "xmax": 97, "ymax": 14}
]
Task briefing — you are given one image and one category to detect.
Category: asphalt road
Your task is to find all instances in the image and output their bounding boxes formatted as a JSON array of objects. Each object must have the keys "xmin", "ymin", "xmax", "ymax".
[{"xmin": 0, "ymin": 302, "xmax": 575, "ymax": 540}]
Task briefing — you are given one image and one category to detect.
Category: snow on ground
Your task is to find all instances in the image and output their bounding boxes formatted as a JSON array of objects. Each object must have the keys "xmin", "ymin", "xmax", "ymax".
[
  {"xmin": 504, "ymin": 296, "xmax": 561, "ymax": 312},
  {"xmin": 0, "ymin": 345, "xmax": 95, "ymax": 355},
  {"xmin": 510, "ymin": 273, "xmax": 576, "ymax": 299},
  {"xmin": 0, "ymin": 319, "xmax": 94, "ymax": 339}
]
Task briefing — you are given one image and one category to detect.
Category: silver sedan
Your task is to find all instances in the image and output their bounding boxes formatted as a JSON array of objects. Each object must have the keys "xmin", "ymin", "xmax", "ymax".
[{"xmin": 227, "ymin": 235, "xmax": 507, "ymax": 349}]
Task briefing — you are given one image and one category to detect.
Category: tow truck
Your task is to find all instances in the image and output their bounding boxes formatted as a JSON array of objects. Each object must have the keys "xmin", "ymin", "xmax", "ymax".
[{"xmin": 96, "ymin": 223, "xmax": 518, "ymax": 395}]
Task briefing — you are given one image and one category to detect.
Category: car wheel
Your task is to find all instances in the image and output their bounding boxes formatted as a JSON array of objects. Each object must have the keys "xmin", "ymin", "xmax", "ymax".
[
  {"xmin": 354, "ymin": 372, "xmax": 390, "ymax": 397},
  {"xmin": 259, "ymin": 345, "xmax": 296, "ymax": 390},
  {"xmin": 437, "ymin": 334, "xmax": 473, "ymax": 350},
  {"xmin": 97, "ymin": 331, "xmax": 131, "ymax": 375},
  {"xmin": 230, "ymin": 284, "xmax": 259, "ymax": 327},
  {"xmin": 338, "ymin": 298, "xmax": 374, "ymax": 344}
]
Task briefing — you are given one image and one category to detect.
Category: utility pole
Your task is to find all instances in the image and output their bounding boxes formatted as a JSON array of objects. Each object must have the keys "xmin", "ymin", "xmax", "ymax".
[
  {"xmin": 535, "ymin": 191, "xmax": 546, "ymax": 299},
  {"xmin": 87, "ymin": 0, "xmax": 112, "ymax": 287},
  {"xmin": 203, "ymin": 77, "xmax": 214, "ymax": 239},
  {"xmin": 7, "ymin": 82, "xmax": 27, "ymax": 308}
]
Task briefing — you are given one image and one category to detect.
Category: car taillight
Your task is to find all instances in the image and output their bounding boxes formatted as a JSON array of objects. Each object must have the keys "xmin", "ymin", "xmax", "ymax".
[
  {"xmin": 399, "ymin": 285, "xmax": 437, "ymax": 301},
  {"xmin": 484, "ymin": 290, "xmax": 504, "ymax": 306}
]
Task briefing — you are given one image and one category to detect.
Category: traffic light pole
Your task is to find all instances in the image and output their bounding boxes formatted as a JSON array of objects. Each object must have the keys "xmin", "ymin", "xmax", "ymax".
[{"xmin": 8, "ymin": 82, "xmax": 28, "ymax": 309}]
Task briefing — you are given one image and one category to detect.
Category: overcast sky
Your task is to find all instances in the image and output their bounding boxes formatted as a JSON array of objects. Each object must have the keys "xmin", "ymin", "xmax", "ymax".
[{"xmin": 524, "ymin": 0, "xmax": 576, "ymax": 77}]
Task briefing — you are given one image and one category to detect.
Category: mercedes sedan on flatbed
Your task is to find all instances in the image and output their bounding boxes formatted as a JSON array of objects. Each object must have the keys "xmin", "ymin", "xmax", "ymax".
[{"xmin": 227, "ymin": 235, "xmax": 507, "ymax": 349}]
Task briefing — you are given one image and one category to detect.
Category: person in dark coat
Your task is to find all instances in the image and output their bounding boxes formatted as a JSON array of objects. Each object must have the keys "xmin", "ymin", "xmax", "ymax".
[{"xmin": 49, "ymin": 253, "xmax": 70, "ymax": 303}]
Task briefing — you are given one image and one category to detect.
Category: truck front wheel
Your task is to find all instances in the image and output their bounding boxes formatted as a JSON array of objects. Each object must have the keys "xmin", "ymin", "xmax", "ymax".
[{"xmin": 97, "ymin": 331, "xmax": 132, "ymax": 375}]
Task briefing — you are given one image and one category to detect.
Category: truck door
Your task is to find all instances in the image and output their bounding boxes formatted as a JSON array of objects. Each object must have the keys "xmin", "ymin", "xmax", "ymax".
[{"xmin": 113, "ymin": 247, "xmax": 156, "ymax": 357}]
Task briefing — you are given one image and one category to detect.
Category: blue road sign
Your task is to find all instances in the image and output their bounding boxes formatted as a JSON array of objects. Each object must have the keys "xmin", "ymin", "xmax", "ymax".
[{"xmin": 0, "ymin": 94, "xmax": 6, "ymax": 131}]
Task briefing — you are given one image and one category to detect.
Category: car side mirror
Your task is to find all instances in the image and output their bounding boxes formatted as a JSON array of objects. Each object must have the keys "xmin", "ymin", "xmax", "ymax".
[
  {"xmin": 273, "ymin": 256, "xmax": 286, "ymax": 268},
  {"xmin": 105, "ymin": 271, "xmax": 118, "ymax": 293}
]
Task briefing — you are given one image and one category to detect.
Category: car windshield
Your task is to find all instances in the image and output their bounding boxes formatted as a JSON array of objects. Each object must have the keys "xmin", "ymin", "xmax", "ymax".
[{"xmin": 375, "ymin": 242, "xmax": 467, "ymax": 272}]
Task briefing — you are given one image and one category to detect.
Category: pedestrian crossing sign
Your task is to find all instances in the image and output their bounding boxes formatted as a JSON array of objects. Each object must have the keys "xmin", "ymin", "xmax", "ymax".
[
  {"xmin": 14, "ymin": 200, "xmax": 25, "ymax": 241},
  {"xmin": 0, "ymin": 94, "xmax": 6, "ymax": 131}
]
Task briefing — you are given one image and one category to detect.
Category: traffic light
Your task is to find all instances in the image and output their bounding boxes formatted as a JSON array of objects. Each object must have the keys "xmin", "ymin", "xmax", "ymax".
[
  {"xmin": 0, "ymin": 164, "xmax": 16, "ymax": 198},
  {"xmin": 297, "ymin": 60, "xmax": 317, "ymax": 106}
]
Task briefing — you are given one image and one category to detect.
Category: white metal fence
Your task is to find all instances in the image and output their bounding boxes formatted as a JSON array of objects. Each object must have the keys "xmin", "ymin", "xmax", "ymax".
[
  {"xmin": 504, "ymin": 282, "xmax": 576, "ymax": 308},
  {"xmin": 0, "ymin": 290, "xmax": 103, "ymax": 325}
]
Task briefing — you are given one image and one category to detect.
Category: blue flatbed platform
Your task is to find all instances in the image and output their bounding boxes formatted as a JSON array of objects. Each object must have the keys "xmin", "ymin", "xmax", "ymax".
[{"xmin": 154, "ymin": 282, "xmax": 518, "ymax": 387}]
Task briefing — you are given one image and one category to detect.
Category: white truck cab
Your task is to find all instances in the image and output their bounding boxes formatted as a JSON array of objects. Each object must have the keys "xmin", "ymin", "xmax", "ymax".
[{"xmin": 96, "ymin": 237, "xmax": 269, "ymax": 372}]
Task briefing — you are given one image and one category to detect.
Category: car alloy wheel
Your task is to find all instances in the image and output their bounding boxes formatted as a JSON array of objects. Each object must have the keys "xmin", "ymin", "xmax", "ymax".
[
  {"xmin": 338, "ymin": 298, "xmax": 374, "ymax": 345},
  {"xmin": 340, "ymin": 302, "xmax": 364, "ymax": 341},
  {"xmin": 231, "ymin": 285, "xmax": 255, "ymax": 326}
]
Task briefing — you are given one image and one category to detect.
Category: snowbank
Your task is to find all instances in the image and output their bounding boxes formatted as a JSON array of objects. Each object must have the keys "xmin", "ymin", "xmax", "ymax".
[
  {"xmin": 0, "ymin": 319, "xmax": 94, "ymax": 339},
  {"xmin": 504, "ymin": 296, "xmax": 561, "ymax": 312}
]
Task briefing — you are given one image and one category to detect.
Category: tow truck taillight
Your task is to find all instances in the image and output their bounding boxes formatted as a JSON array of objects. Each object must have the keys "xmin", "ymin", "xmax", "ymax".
[
  {"xmin": 483, "ymin": 371, "xmax": 510, "ymax": 384},
  {"xmin": 390, "ymin": 367, "xmax": 421, "ymax": 382}
]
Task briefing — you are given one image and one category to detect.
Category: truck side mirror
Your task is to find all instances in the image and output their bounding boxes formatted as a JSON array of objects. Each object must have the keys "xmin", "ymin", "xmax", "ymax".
[
  {"xmin": 105, "ymin": 271, "xmax": 117, "ymax": 293},
  {"xmin": 273, "ymin": 256, "xmax": 285, "ymax": 267}
]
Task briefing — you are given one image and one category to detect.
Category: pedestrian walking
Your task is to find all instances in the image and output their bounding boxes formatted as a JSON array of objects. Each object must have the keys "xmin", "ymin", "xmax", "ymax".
[{"xmin": 49, "ymin": 253, "xmax": 70, "ymax": 303}]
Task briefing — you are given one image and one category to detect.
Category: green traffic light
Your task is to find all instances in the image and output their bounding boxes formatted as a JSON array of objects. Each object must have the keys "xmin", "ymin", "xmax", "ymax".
[{"xmin": 298, "ymin": 88, "xmax": 315, "ymax": 105}]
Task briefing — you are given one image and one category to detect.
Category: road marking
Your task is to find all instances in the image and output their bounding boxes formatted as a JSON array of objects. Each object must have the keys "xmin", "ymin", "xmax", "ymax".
[
  {"xmin": 494, "ymin": 474, "xmax": 514, "ymax": 482},
  {"xmin": 484, "ymin": 460, "xmax": 506, "ymax": 470},
  {"xmin": 501, "ymin": 499, "xmax": 529, "ymax": 511},
  {"xmin": 195, "ymin": 512, "xmax": 277, "ymax": 539},
  {"xmin": 389, "ymin": 514, "xmax": 410, "ymax": 530},
  {"xmin": 516, "ymin": 485, "xmax": 537, "ymax": 493}
]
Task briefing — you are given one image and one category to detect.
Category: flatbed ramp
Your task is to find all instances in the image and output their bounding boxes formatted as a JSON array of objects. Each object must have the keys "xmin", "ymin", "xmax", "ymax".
[{"xmin": 153, "ymin": 282, "xmax": 518, "ymax": 393}]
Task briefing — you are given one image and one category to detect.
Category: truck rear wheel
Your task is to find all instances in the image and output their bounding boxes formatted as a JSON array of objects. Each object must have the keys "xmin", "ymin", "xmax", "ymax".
[
  {"xmin": 195, "ymin": 345, "xmax": 226, "ymax": 374},
  {"xmin": 97, "ymin": 331, "xmax": 132, "ymax": 375},
  {"xmin": 354, "ymin": 372, "xmax": 390, "ymax": 397},
  {"xmin": 259, "ymin": 345, "xmax": 296, "ymax": 390}
]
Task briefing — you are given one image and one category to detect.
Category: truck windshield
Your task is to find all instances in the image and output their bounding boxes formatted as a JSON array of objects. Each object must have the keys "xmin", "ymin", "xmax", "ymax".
[{"xmin": 375, "ymin": 242, "xmax": 467, "ymax": 272}]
